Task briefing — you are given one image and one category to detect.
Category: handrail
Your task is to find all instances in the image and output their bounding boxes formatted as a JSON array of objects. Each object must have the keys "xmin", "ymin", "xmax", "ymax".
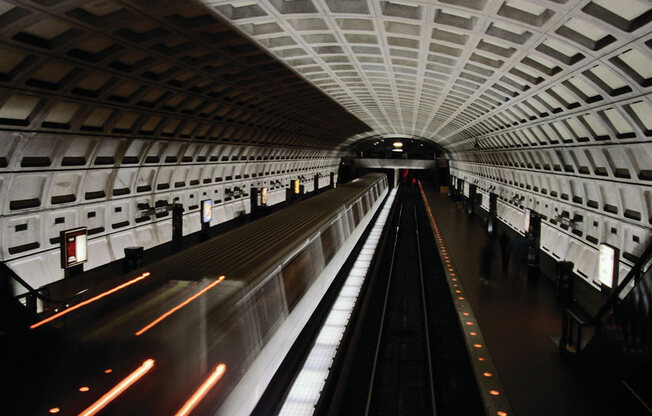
[
  {"xmin": 587, "ymin": 243, "xmax": 652, "ymax": 327},
  {"xmin": 560, "ymin": 242, "xmax": 652, "ymax": 354},
  {"xmin": 0, "ymin": 261, "xmax": 65, "ymax": 305}
]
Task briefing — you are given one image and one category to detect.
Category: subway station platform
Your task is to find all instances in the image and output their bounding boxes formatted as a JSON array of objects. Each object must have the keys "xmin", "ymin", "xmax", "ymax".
[{"xmin": 420, "ymin": 184, "xmax": 610, "ymax": 416}]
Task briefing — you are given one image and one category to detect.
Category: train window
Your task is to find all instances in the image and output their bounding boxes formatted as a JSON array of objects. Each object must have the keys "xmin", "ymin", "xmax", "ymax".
[
  {"xmin": 342, "ymin": 208, "xmax": 353, "ymax": 237},
  {"xmin": 211, "ymin": 300, "xmax": 259, "ymax": 389},
  {"xmin": 356, "ymin": 200, "xmax": 364, "ymax": 224},
  {"xmin": 253, "ymin": 273, "xmax": 286, "ymax": 345},
  {"xmin": 351, "ymin": 201, "xmax": 362, "ymax": 226},
  {"xmin": 320, "ymin": 220, "xmax": 343, "ymax": 265},
  {"xmin": 281, "ymin": 244, "xmax": 317, "ymax": 312}
]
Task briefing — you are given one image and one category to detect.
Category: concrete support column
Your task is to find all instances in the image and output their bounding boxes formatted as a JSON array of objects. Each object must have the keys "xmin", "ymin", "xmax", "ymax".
[{"xmin": 393, "ymin": 168, "xmax": 399, "ymax": 188}]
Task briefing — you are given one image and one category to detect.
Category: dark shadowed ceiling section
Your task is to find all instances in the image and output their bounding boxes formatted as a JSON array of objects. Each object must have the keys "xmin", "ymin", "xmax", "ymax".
[{"xmin": 0, "ymin": 0, "xmax": 369, "ymax": 149}]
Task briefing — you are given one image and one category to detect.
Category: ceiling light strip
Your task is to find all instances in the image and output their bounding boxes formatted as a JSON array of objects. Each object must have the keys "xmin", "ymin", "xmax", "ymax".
[{"xmin": 278, "ymin": 187, "xmax": 397, "ymax": 416}]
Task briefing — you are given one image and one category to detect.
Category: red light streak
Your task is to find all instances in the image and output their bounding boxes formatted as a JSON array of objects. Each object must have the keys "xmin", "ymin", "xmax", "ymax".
[
  {"xmin": 174, "ymin": 364, "xmax": 226, "ymax": 416},
  {"xmin": 135, "ymin": 276, "xmax": 225, "ymax": 336},
  {"xmin": 30, "ymin": 272, "xmax": 151, "ymax": 329},
  {"xmin": 77, "ymin": 359, "xmax": 154, "ymax": 416}
]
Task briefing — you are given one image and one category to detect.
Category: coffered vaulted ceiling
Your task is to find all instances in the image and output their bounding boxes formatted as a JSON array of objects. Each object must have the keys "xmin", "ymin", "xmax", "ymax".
[{"xmin": 209, "ymin": 0, "xmax": 652, "ymax": 150}]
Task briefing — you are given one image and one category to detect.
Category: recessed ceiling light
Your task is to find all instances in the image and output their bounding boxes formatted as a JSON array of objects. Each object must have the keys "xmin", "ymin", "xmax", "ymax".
[{"xmin": 393, "ymin": 141, "xmax": 403, "ymax": 148}]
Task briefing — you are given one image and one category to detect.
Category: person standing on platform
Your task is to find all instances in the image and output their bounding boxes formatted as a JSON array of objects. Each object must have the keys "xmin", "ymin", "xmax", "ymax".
[
  {"xmin": 507, "ymin": 236, "xmax": 528, "ymax": 278},
  {"xmin": 479, "ymin": 234, "xmax": 495, "ymax": 285},
  {"xmin": 499, "ymin": 231, "xmax": 511, "ymax": 275}
]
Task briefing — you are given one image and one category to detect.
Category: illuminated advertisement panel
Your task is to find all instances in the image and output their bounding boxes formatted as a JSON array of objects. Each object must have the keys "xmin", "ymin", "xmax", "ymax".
[
  {"xmin": 260, "ymin": 187, "xmax": 268, "ymax": 206},
  {"xmin": 524, "ymin": 209, "xmax": 531, "ymax": 234},
  {"xmin": 292, "ymin": 180, "xmax": 300, "ymax": 195},
  {"xmin": 201, "ymin": 199, "xmax": 212, "ymax": 224},
  {"xmin": 598, "ymin": 243, "xmax": 619, "ymax": 288},
  {"xmin": 61, "ymin": 227, "xmax": 88, "ymax": 268}
]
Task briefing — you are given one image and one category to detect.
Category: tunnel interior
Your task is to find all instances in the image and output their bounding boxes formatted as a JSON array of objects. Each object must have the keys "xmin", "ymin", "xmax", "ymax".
[{"xmin": 0, "ymin": 1, "xmax": 651, "ymax": 414}]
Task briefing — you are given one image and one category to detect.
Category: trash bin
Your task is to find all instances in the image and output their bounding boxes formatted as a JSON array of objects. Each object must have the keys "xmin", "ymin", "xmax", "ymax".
[{"xmin": 124, "ymin": 246, "xmax": 144, "ymax": 273}]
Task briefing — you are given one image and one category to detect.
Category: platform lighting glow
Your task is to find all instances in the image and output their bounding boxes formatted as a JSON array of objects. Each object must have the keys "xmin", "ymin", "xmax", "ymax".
[
  {"xmin": 135, "ymin": 276, "xmax": 225, "ymax": 336},
  {"xmin": 174, "ymin": 364, "xmax": 226, "ymax": 416},
  {"xmin": 78, "ymin": 359, "xmax": 154, "ymax": 416},
  {"xmin": 393, "ymin": 141, "xmax": 403, "ymax": 148},
  {"xmin": 392, "ymin": 148, "xmax": 403, "ymax": 152},
  {"xmin": 279, "ymin": 187, "xmax": 396, "ymax": 415},
  {"xmin": 30, "ymin": 272, "xmax": 151, "ymax": 329}
]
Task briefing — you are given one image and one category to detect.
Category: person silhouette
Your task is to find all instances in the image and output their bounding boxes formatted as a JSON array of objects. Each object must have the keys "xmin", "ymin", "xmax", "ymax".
[
  {"xmin": 479, "ymin": 233, "xmax": 495, "ymax": 285},
  {"xmin": 499, "ymin": 231, "xmax": 511, "ymax": 275}
]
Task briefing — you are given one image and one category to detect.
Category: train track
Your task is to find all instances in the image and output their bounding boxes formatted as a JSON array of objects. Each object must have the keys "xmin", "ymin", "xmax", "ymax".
[
  {"xmin": 318, "ymin": 185, "xmax": 484, "ymax": 416},
  {"xmin": 364, "ymin": 190, "xmax": 437, "ymax": 416}
]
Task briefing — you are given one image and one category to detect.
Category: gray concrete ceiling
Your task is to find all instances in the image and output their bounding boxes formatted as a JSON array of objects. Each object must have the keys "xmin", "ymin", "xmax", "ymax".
[
  {"xmin": 208, "ymin": 0, "xmax": 652, "ymax": 149},
  {"xmin": 0, "ymin": 0, "xmax": 650, "ymax": 286}
]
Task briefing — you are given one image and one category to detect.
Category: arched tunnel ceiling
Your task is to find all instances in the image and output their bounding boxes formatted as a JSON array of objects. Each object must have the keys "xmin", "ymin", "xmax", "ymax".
[
  {"xmin": 0, "ymin": 0, "xmax": 648, "ymax": 296},
  {"xmin": 209, "ymin": 0, "xmax": 652, "ymax": 151},
  {"xmin": 0, "ymin": 0, "xmax": 369, "ymax": 149}
]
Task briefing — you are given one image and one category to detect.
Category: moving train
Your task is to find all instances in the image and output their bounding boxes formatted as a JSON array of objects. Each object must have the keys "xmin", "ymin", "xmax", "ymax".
[{"xmin": 20, "ymin": 173, "xmax": 388, "ymax": 416}]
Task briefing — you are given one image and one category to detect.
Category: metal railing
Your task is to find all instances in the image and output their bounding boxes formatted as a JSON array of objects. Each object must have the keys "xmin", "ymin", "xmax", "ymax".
[
  {"xmin": 1, "ymin": 261, "xmax": 65, "ymax": 314},
  {"xmin": 560, "ymin": 243, "xmax": 652, "ymax": 355}
]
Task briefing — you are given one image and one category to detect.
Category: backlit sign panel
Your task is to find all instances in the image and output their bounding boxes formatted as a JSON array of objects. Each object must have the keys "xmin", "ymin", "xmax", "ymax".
[
  {"xmin": 260, "ymin": 187, "xmax": 268, "ymax": 206},
  {"xmin": 598, "ymin": 243, "xmax": 618, "ymax": 288},
  {"xmin": 201, "ymin": 199, "xmax": 212, "ymax": 224},
  {"xmin": 61, "ymin": 227, "xmax": 88, "ymax": 269}
]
